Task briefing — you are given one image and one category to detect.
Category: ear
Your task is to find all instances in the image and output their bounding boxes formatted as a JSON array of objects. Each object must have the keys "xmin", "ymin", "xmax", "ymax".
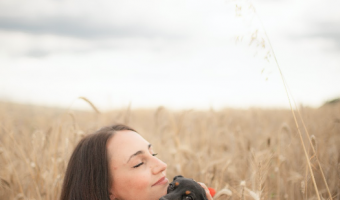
[
  {"xmin": 173, "ymin": 175, "xmax": 183, "ymax": 181},
  {"xmin": 109, "ymin": 192, "xmax": 117, "ymax": 200}
]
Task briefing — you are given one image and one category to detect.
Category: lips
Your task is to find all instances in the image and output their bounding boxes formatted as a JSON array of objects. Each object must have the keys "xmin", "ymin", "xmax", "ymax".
[{"xmin": 152, "ymin": 176, "xmax": 168, "ymax": 187}]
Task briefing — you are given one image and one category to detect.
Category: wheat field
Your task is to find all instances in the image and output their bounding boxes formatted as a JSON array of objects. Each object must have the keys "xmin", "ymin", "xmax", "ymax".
[{"xmin": 0, "ymin": 101, "xmax": 339, "ymax": 200}]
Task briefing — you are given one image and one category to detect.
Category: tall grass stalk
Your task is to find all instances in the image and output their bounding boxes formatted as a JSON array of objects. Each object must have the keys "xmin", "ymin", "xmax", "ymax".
[{"xmin": 245, "ymin": 2, "xmax": 332, "ymax": 199}]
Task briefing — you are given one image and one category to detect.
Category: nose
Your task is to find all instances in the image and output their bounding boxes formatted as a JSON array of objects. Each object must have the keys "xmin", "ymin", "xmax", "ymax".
[{"xmin": 151, "ymin": 156, "xmax": 167, "ymax": 175}]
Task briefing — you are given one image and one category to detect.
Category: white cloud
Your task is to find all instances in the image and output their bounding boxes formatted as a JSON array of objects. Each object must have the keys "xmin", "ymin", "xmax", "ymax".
[{"xmin": 1, "ymin": 0, "xmax": 340, "ymax": 109}]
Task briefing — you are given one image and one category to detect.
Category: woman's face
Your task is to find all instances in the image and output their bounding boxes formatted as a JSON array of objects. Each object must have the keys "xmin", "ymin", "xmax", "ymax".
[{"xmin": 107, "ymin": 130, "xmax": 168, "ymax": 200}]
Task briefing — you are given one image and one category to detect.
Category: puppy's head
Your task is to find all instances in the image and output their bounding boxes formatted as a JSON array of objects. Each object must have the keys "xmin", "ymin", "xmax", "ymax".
[{"xmin": 159, "ymin": 175, "xmax": 208, "ymax": 200}]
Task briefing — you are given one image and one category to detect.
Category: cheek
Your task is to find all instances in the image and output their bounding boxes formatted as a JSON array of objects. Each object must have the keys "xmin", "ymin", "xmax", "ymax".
[
  {"xmin": 113, "ymin": 170, "xmax": 151, "ymax": 196},
  {"xmin": 126, "ymin": 172, "xmax": 150, "ymax": 190}
]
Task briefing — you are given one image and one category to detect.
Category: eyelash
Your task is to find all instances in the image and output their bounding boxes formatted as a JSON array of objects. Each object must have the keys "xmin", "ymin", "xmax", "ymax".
[
  {"xmin": 133, "ymin": 153, "xmax": 158, "ymax": 168},
  {"xmin": 133, "ymin": 162, "xmax": 144, "ymax": 168}
]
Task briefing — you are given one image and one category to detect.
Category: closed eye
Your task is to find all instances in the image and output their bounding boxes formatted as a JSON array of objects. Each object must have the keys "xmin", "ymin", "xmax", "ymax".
[
  {"xmin": 133, "ymin": 162, "xmax": 144, "ymax": 168},
  {"xmin": 133, "ymin": 153, "xmax": 157, "ymax": 168}
]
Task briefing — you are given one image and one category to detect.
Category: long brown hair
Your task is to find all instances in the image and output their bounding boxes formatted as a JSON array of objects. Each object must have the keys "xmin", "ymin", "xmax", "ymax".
[{"xmin": 60, "ymin": 124, "xmax": 136, "ymax": 200}]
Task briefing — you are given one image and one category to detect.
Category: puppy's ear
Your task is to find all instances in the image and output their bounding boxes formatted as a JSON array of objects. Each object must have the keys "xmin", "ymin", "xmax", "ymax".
[{"xmin": 173, "ymin": 175, "xmax": 183, "ymax": 181}]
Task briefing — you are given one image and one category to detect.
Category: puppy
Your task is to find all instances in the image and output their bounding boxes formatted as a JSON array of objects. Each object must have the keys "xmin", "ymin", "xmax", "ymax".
[{"xmin": 159, "ymin": 175, "xmax": 208, "ymax": 200}]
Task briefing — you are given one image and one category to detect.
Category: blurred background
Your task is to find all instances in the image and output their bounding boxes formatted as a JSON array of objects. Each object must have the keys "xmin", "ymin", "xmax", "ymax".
[{"xmin": 1, "ymin": 0, "xmax": 339, "ymax": 110}]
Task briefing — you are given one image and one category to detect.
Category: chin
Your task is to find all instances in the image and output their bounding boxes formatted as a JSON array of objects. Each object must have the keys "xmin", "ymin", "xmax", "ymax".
[{"xmin": 151, "ymin": 185, "xmax": 168, "ymax": 200}]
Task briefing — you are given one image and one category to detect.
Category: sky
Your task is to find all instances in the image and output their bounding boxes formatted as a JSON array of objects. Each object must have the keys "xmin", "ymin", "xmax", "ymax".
[{"xmin": 0, "ymin": 0, "xmax": 339, "ymax": 111}]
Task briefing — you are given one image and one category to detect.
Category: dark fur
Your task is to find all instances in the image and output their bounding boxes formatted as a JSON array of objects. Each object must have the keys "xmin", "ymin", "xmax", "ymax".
[{"xmin": 160, "ymin": 175, "xmax": 208, "ymax": 200}]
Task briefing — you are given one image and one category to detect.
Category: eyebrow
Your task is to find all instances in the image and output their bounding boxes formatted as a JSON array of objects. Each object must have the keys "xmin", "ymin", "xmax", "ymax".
[{"xmin": 127, "ymin": 144, "xmax": 152, "ymax": 163}]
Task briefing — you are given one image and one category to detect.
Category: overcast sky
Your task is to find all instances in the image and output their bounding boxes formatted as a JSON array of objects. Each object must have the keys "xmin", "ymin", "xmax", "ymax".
[{"xmin": 0, "ymin": 0, "xmax": 339, "ymax": 110}]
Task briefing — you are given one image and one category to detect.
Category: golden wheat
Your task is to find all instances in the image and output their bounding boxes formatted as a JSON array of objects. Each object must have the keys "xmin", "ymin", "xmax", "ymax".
[{"xmin": 0, "ymin": 101, "xmax": 339, "ymax": 200}]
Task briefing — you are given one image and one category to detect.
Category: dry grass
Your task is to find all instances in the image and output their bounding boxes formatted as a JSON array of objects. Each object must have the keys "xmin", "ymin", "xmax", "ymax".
[{"xmin": 0, "ymin": 101, "xmax": 339, "ymax": 200}]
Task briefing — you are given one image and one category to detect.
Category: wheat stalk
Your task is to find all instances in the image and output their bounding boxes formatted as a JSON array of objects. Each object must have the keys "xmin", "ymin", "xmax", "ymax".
[
  {"xmin": 242, "ymin": 2, "xmax": 323, "ymax": 199},
  {"xmin": 78, "ymin": 97, "xmax": 101, "ymax": 114}
]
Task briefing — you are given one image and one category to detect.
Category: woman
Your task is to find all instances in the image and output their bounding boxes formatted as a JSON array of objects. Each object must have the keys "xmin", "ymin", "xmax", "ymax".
[{"xmin": 60, "ymin": 124, "xmax": 212, "ymax": 200}]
